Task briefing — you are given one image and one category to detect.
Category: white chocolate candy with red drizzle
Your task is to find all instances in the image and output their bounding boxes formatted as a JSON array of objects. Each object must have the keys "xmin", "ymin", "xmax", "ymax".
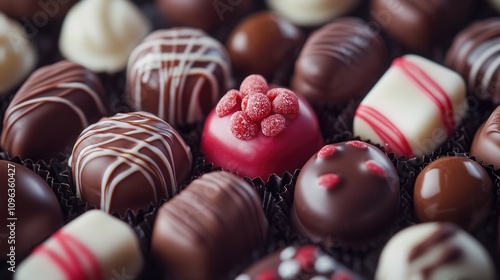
[
  {"xmin": 70, "ymin": 111, "xmax": 192, "ymax": 215},
  {"xmin": 353, "ymin": 55, "xmax": 468, "ymax": 158},
  {"xmin": 126, "ymin": 28, "xmax": 232, "ymax": 127},
  {"xmin": 15, "ymin": 210, "xmax": 143, "ymax": 280},
  {"xmin": 375, "ymin": 222, "xmax": 495, "ymax": 280}
]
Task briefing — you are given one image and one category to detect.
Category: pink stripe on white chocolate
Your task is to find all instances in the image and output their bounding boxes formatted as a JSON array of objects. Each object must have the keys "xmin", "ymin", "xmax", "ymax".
[
  {"xmin": 33, "ymin": 231, "xmax": 102, "ymax": 280},
  {"xmin": 393, "ymin": 57, "xmax": 455, "ymax": 136},
  {"xmin": 356, "ymin": 105, "xmax": 413, "ymax": 158}
]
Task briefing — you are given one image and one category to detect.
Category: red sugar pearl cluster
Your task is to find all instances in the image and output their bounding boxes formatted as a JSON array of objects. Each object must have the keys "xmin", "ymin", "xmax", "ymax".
[{"xmin": 216, "ymin": 74, "xmax": 300, "ymax": 140}]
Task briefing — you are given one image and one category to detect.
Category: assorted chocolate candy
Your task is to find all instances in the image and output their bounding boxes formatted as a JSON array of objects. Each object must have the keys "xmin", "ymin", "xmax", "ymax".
[{"xmin": 0, "ymin": 0, "xmax": 499, "ymax": 279}]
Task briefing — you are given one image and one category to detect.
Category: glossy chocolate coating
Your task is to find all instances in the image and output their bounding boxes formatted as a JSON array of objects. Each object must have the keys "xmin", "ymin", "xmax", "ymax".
[
  {"xmin": 371, "ymin": 0, "xmax": 475, "ymax": 52},
  {"xmin": 152, "ymin": 171, "xmax": 268, "ymax": 280},
  {"xmin": 292, "ymin": 17, "xmax": 388, "ymax": 104},
  {"xmin": 201, "ymin": 95, "xmax": 323, "ymax": 179},
  {"xmin": 0, "ymin": 0, "xmax": 75, "ymax": 19},
  {"xmin": 292, "ymin": 141, "xmax": 400, "ymax": 245},
  {"xmin": 126, "ymin": 28, "xmax": 232, "ymax": 127},
  {"xmin": 471, "ymin": 105, "xmax": 500, "ymax": 168},
  {"xmin": 445, "ymin": 18, "xmax": 500, "ymax": 104},
  {"xmin": 226, "ymin": 12, "xmax": 304, "ymax": 78},
  {"xmin": 0, "ymin": 161, "xmax": 64, "ymax": 260},
  {"xmin": 70, "ymin": 112, "xmax": 192, "ymax": 215},
  {"xmin": 1, "ymin": 60, "xmax": 108, "ymax": 161},
  {"xmin": 414, "ymin": 157, "xmax": 493, "ymax": 231},
  {"xmin": 156, "ymin": 0, "xmax": 254, "ymax": 31},
  {"xmin": 236, "ymin": 244, "xmax": 361, "ymax": 280}
]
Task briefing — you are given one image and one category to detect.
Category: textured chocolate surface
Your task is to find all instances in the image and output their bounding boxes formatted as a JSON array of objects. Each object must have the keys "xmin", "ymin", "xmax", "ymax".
[
  {"xmin": 292, "ymin": 141, "xmax": 400, "ymax": 245},
  {"xmin": 414, "ymin": 156, "xmax": 493, "ymax": 231},
  {"xmin": 445, "ymin": 18, "xmax": 500, "ymax": 103},
  {"xmin": 0, "ymin": 160, "xmax": 63, "ymax": 260},
  {"xmin": 156, "ymin": 0, "xmax": 255, "ymax": 31},
  {"xmin": 151, "ymin": 171, "xmax": 268, "ymax": 280},
  {"xmin": 371, "ymin": 0, "xmax": 475, "ymax": 52},
  {"xmin": 471, "ymin": 105, "xmax": 500, "ymax": 168},
  {"xmin": 292, "ymin": 17, "xmax": 388, "ymax": 104},
  {"xmin": 1, "ymin": 60, "xmax": 108, "ymax": 161},
  {"xmin": 226, "ymin": 12, "xmax": 304, "ymax": 78},
  {"xmin": 236, "ymin": 244, "xmax": 362, "ymax": 280},
  {"xmin": 127, "ymin": 28, "xmax": 232, "ymax": 127},
  {"xmin": 70, "ymin": 111, "xmax": 192, "ymax": 215}
]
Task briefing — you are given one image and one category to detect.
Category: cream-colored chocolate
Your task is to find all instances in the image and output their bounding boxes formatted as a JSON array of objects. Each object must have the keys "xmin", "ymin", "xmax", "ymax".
[
  {"xmin": 15, "ymin": 210, "xmax": 143, "ymax": 280},
  {"xmin": 59, "ymin": 0, "xmax": 151, "ymax": 73},
  {"xmin": 0, "ymin": 12, "xmax": 36, "ymax": 94}
]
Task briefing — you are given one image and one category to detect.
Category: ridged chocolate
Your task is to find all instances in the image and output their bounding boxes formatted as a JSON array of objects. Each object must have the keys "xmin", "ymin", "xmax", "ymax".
[
  {"xmin": 471, "ymin": 105, "xmax": 500, "ymax": 168},
  {"xmin": 126, "ymin": 28, "xmax": 232, "ymax": 127},
  {"xmin": 1, "ymin": 60, "xmax": 108, "ymax": 161},
  {"xmin": 445, "ymin": 18, "xmax": 500, "ymax": 103},
  {"xmin": 70, "ymin": 111, "xmax": 193, "ymax": 216},
  {"xmin": 292, "ymin": 17, "xmax": 388, "ymax": 104},
  {"xmin": 151, "ymin": 171, "xmax": 268, "ymax": 280}
]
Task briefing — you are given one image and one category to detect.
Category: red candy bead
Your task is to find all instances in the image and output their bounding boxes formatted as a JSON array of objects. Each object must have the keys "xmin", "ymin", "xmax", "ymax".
[
  {"xmin": 269, "ymin": 88, "xmax": 299, "ymax": 119},
  {"xmin": 240, "ymin": 74, "xmax": 268, "ymax": 97},
  {"xmin": 319, "ymin": 174, "xmax": 341, "ymax": 190},
  {"xmin": 365, "ymin": 160, "xmax": 387, "ymax": 178},
  {"xmin": 242, "ymin": 92, "xmax": 272, "ymax": 122},
  {"xmin": 230, "ymin": 111, "xmax": 259, "ymax": 140},
  {"xmin": 255, "ymin": 270, "xmax": 278, "ymax": 280},
  {"xmin": 216, "ymin": 89, "xmax": 241, "ymax": 117},
  {"xmin": 295, "ymin": 245, "xmax": 317, "ymax": 271},
  {"xmin": 318, "ymin": 145, "xmax": 337, "ymax": 159},
  {"xmin": 261, "ymin": 114, "xmax": 286, "ymax": 136},
  {"xmin": 347, "ymin": 140, "xmax": 367, "ymax": 149}
]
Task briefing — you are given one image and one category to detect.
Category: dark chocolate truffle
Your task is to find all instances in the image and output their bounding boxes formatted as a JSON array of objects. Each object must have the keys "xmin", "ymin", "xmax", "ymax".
[
  {"xmin": 414, "ymin": 156, "xmax": 493, "ymax": 231},
  {"xmin": 445, "ymin": 18, "xmax": 500, "ymax": 103},
  {"xmin": 0, "ymin": 0, "xmax": 75, "ymax": 19},
  {"xmin": 70, "ymin": 111, "xmax": 192, "ymax": 215},
  {"xmin": 0, "ymin": 160, "xmax": 64, "ymax": 260},
  {"xmin": 126, "ymin": 28, "xmax": 232, "ymax": 127},
  {"xmin": 292, "ymin": 17, "xmax": 388, "ymax": 104},
  {"xmin": 151, "ymin": 171, "xmax": 268, "ymax": 280},
  {"xmin": 226, "ymin": 12, "xmax": 304, "ymax": 79},
  {"xmin": 1, "ymin": 60, "xmax": 108, "ymax": 161},
  {"xmin": 201, "ymin": 75, "xmax": 324, "ymax": 179},
  {"xmin": 471, "ymin": 105, "xmax": 500, "ymax": 168},
  {"xmin": 235, "ymin": 244, "xmax": 362, "ymax": 280},
  {"xmin": 156, "ymin": 0, "xmax": 255, "ymax": 31},
  {"xmin": 371, "ymin": 0, "xmax": 475, "ymax": 52},
  {"xmin": 292, "ymin": 141, "xmax": 400, "ymax": 245}
]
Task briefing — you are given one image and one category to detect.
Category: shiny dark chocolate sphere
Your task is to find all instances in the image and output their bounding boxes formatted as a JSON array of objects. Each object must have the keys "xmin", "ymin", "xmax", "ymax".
[{"xmin": 414, "ymin": 157, "xmax": 493, "ymax": 231}]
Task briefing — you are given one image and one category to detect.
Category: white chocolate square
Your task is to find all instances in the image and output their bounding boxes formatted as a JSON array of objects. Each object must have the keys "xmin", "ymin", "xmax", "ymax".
[
  {"xmin": 15, "ymin": 210, "xmax": 143, "ymax": 280},
  {"xmin": 353, "ymin": 54, "xmax": 467, "ymax": 157}
]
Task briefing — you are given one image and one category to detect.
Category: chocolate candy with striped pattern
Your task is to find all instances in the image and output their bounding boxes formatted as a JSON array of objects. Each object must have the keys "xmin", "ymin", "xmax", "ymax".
[
  {"xmin": 292, "ymin": 17, "xmax": 388, "ymax": 104},
  {"xmin": 1, "ymin": 60, "xmax": 108, "ymax": 161},
  {"xmin": 15, "ymin": 210, "xmax": 144, "ymax": 280},
  {"xmin": 445, "ymin": 18, "xmax": 500, "ymax": 104},
  {"xmin": 471, "ymin": 105, "xmax": 500, "ymax": 169},
  {"xmin": 126, "ymin": 28, "xmax": 232, "ymax": 127},
  {"xmin": 70, "ymin": 111, "xmax": 192, "ymax": 215},
  {"xmin": 292, "ymin": 141, "xmax": 400, "ymax": 245},
  {"xmin": 353, "ymin": 55, "xmax": 468, "ymax": 158},
  {"xmin": 151, "ymin": 171, "xmax": 268, "ymax": 280}
]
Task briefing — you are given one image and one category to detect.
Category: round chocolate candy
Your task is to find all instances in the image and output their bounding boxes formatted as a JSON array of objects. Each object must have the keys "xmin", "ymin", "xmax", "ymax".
[
  {"xmin": 235, "ymin": 244, "xmax": 361, "ymax": 280},
  {"xmin": 201, "ymin": 75, "xmax": 324, "ymax": 179},
  {"xmin": 292, "ymin": 141, "xmax": 400, "ymax": 245},
  {"xmin": 292, "ymin": 17, "xmax": 388, "ymax": 104},
  {"xmin": 126, "ymin": 28, "xmax": 232, "ymax": 127},
  {"xmin": 471, "ymin": 105, "xmax": 500, "ymax": 168},
  {"xmin": 266, "ymin": 0, "xmax": 360, "ymax": 27},
  {"xmin": 0, "ymin": 12, "xmax": 37, "ymax": 95},
  {"xmin": 0, "ymin": 160, "xmax": 64, "ymax": 260},
  {"xmin": 375, "ymin": 222, "xmax": 495, "ymax": 280},
  {"xmin": 226, "ymin": 12, "xmax": 304, "ymax": 79},
  {"xmin": 1, "ymin": 60, "xmax": 108, "ymax": 161},
  {"xmin": 445, "ymin": 18, "xmax": 500, "ymax": 103},
  {"xmin": 70, "ymin": 111, "xmax": 193, "ymax": 215},
  {"xmin": 414, "ymin": 156, "xmax": 493, "ymax": 232},
  {"xmin": 156, "ymin": 0, "xmax": 255, "ymax": 31}
]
